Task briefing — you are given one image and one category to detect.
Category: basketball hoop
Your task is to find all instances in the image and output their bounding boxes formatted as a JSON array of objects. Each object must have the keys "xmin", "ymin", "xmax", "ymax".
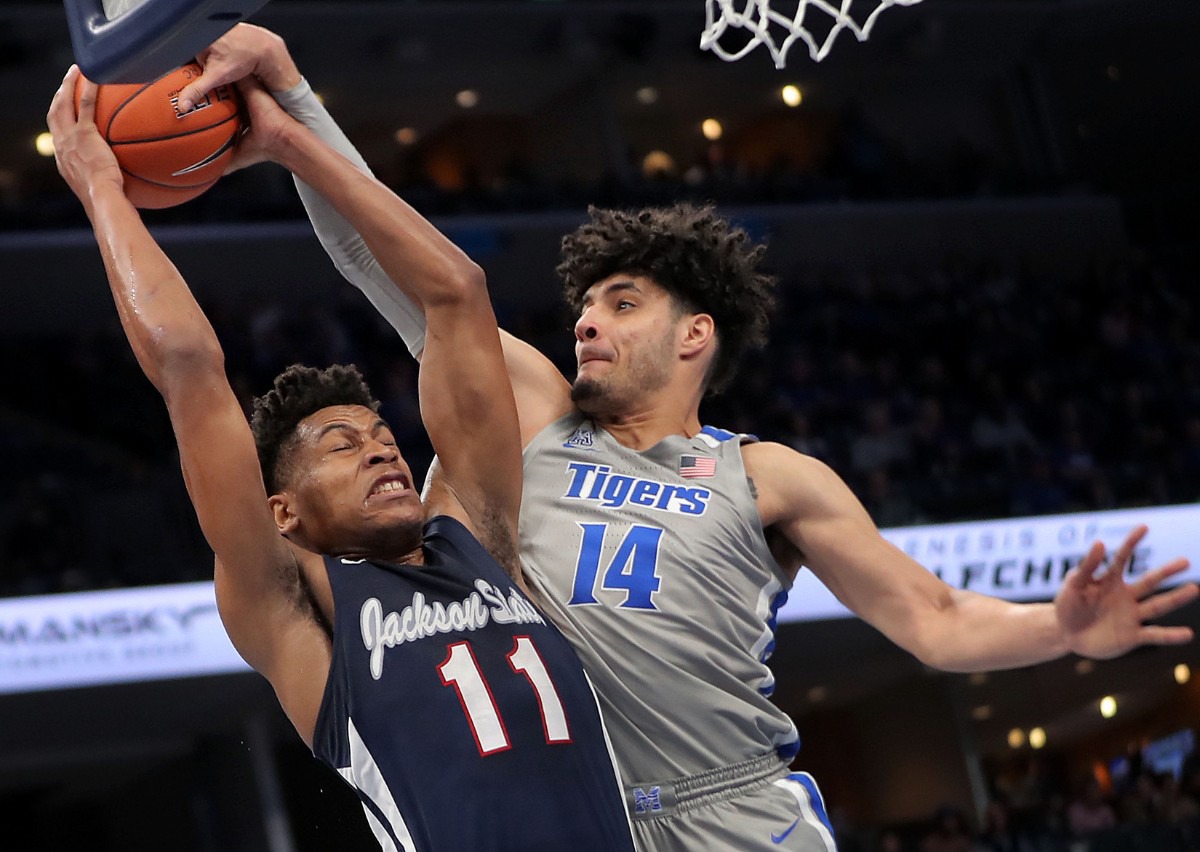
[
  {"xmin": 64, "ymin": 0, "xmax": 271, "ymax": 83},
  {"xmin": 700, "ymin": 0, "xmax": 925, "ymax": 67}
]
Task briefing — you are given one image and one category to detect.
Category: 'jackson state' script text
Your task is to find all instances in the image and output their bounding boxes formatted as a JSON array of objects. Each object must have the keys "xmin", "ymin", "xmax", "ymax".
[{"xmin": 360, "ymin": 579, "xmax": 545, "ymax": 678}]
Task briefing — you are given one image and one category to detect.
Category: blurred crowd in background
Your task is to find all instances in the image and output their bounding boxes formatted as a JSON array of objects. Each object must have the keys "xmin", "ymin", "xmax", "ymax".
[
  {"xmin": 842, "ymin": 749, "xmax": 1200, "ymax": 851},
  {"xmin": 1, "ymin": 5, "xmax": 1198, "ymax": 850},
  {"xmin": 5, "ymin": 98, "xmax": 1023, "ymax": 232},
  {"xmin": 3, "ymin": 236, "xmax": 1197, "ymax": 600}
]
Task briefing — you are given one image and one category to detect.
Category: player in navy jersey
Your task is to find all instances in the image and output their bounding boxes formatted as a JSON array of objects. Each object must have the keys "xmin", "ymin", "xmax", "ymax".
[
  {"xmin": 47, "ymin": 67, "xmax": 634, "ymax": 852},
  {"xmin": 178, "ymin": 26, "xmax": 1198, "ymax": 852}
]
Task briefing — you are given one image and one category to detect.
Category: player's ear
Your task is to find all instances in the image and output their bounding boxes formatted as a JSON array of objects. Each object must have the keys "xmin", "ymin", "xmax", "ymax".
[
  {"xmin": 269, "ymin": 493, "xmax": 300, "ymax": 535},
  {"xmin": 680, "ymin": 312, "xmax": 716, "ymax": 357}
]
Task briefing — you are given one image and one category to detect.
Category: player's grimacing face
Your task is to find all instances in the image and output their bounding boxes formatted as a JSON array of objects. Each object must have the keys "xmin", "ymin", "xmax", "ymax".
[
  {"xmin": 571, "ymin": 275, "xmax": 678, "ymax": 413},
  {"xmin": 284, "ymin": 405, "xmax": 422, "ymax": 551}
]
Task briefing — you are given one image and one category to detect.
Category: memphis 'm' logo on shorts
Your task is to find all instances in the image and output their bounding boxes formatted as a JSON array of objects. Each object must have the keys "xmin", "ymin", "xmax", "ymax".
[{"xmin": 632, "ymin": 786, "xmax": 663, "ymax": 814}]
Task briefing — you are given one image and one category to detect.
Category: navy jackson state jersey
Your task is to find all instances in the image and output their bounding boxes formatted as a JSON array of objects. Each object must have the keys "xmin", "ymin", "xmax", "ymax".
[{"xmin": 311, "ymin": 515, "xmax": 635, "ymax": 852}]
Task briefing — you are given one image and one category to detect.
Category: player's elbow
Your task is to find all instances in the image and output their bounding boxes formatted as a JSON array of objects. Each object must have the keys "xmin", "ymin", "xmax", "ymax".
[
  {"xmin": 422, "ymin": 259, "xmax": 488, "ymax": 309},
  {"xmin": 892, "ymin": 588, "xmax": 966, "ymax": 671},
  {"xmin": 153, "ymin": 331, "xmax": 227, "ymax": 398}
]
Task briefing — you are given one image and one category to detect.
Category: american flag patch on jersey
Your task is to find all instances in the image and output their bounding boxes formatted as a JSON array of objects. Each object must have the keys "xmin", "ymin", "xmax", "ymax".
[{"xmin": 678, "ymin": 454, "xmax": 717, "ymax": 478}]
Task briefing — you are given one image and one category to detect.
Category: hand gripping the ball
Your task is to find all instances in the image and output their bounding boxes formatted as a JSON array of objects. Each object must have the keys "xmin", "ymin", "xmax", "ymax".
[
  {"xmin": 176, "ymin": 23, "xmax": 302, "ymax": 114},
  {"xmin": 47, "ymin": 66, "xmax": 125, "ymax": 212},
  {"xmin": 72, "ymin": 62, "xmax": 244, "ymax": 209}
]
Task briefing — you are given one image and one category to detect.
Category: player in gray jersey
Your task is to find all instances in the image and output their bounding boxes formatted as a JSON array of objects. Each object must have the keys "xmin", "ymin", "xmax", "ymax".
[{"xmin": 181, "ymin": 26, "xmax": 1198, "ymax": 852}]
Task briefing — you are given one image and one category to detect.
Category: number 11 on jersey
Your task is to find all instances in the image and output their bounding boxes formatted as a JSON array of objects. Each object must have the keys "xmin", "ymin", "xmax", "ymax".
[{"xmin": 438, "ymin": 635, "xmax": 572, "ymax": 756}]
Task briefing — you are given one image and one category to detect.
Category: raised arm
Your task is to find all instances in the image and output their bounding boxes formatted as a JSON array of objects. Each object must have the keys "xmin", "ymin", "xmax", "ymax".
[
  {"xmin": 748, "ymin": 441, "xmax": 1198, "ymax": 672},
  {"xmin": 236, "ymin": 79, "xmax": 529, "ymax": 567},
  {"xmin": 48, "ymin": 68, "xmax": 331, "ymax": 743},
  {"xmin": 175, "ymin": 23, "xmax": 572, "ymax": 443}
]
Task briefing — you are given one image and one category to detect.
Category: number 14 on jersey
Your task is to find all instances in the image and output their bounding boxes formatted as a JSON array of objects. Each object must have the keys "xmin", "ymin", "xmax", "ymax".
[{"xmin": 568, "ymin": 522, "xmax": 664, "ymax": 610}]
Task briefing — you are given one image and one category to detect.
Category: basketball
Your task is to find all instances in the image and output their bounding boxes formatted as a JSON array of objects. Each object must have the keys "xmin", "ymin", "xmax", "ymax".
[{"xmin": 74, "ymin": 62, "xmax": 243, "ymax": 209}]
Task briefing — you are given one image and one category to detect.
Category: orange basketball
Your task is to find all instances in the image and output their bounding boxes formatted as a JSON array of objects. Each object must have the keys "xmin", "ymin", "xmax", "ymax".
[{"xmin": 75, "ymin": 63, "xmax": 243, "ymax": 209}]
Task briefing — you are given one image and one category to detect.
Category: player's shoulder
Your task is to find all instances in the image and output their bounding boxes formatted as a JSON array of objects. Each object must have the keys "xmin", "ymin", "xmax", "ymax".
[
  {"xmin": 743, "ymin": 441, "xmax": 847, "ymax": 519},
  {"xmin": 742, "ymin": 439, "xmax": 832, "ymax": 475}
]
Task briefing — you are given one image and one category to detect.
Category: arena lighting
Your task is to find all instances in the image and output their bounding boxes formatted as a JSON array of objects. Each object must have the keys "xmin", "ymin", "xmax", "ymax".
[
  {"xmin": 1007, "ymin": 728, "xmax": 1025, "ymax": 748},
  {"xmin": 701, "ymin": 118, "xmax": 723, "ymax": 141},
  {"xmin": 455, "ymin": 89, "xmax": 479, "ymax": 109},
  {"xmin": 34, "ymin": 132, "xmax": 55, "ymax": 157},
  {"xmin": 781, "ymin": 84, "xmax": 803, "ymax": 107},
  {"xmin": 1029, "ymin": 727, "xmax": 1047, "ymax": 749},
  {"xmin": 1175, "ymin": 664, "xmax": 1191, "ymax": 685},
  {"xmin": 641, "ymin": 150, "xmax": 675, "ymax": 177},
  {"xmin": 1100, "ymin": 696, "xmax": 1118, "ymax": 718},
  {"xmin": 635, "ymin": 86, "xmax": 659, "ymax": 105}
]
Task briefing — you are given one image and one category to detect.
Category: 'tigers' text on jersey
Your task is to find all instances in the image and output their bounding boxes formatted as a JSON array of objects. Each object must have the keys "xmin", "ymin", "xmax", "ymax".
[{"xmin": 562, "ymin": 462, "xmax": 711, "ymax": 516}]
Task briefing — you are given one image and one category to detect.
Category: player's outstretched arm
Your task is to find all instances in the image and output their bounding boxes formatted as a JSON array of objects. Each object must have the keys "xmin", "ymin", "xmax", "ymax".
[
  {"xmin": 47, "ymin": 68, "xmax": 330, "ymax": 736},
  {"xmin": 181, "ymin": 25, "xmax": 429, "ymax": 356},
  {"xmin": 239, "ymin": 78, "xmax": 527, "ymax": 573},
  {"xmin": 748, "ymin": 442, "xmax": 1197, "ymax": 672},
  {"xmin": 182, "ymin": 23, "xmax": 572, "ymax": 440}
]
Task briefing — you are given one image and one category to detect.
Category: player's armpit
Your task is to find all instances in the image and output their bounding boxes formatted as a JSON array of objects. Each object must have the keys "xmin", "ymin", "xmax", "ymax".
[
  {"xmin": 217, "ymin": 554, "xmax": 334, "ymax": 748},
  {"xmin": 167, "ymin": 379, "xmax": 308, "ymax": 655},
  {"xmin": 498, "ymin": 330, "xmax": 574, "ymax": 446}
]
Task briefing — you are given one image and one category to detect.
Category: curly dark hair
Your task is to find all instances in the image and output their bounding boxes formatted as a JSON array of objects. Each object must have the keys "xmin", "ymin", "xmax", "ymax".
[
  {"xmin": 250, "ymin": 363, "xmax": 381, "ymax": 494},
  {"xmin": 556, "ymin": 203, "xmax": 776, "ymax": 394}
]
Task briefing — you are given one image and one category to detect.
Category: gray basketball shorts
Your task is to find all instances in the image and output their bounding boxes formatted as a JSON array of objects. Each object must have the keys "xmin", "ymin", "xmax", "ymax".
[{"xmin": 624, "ymin": 753, "xmax": 838, "ymax": 851}]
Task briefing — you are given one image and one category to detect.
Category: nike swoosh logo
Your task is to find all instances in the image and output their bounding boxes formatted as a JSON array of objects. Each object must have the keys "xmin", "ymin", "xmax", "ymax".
[
  {"xmin": 171, "ymin": 133, "xmax": 237, "ymax": 176},
  {"xmin": 771, "ymin": 817, "xmax": 801, "ymax": 844}
]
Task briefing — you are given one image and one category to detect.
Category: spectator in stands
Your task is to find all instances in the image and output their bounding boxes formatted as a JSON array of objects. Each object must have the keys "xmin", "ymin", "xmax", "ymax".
[
  {"xmin": 1066, "ymin": 776, "xmax": 1117, "ymax": 840},
  {"xmin": 977, "ymin": 797, "xmax": 1039, "ymax": 852},
  {"xmin": 851, "ymin": 399, "xmax": 913, "ymax": 475},
  {"xmin": 877, "ymin": 827, "xmax": 911, "ymax": 852},
  {"xmin": 862, "ymin": 466, "xmax": 925, "ymax": 527},
  {"xmin": 1009, "ymin": 450, "xmax": 1071, "ymax": 517},
  {"xmin": 1160, "ymin": 769, "xmax": 1200, "ymax": 825},
  {"xmin": 918, "ymin": 804, "xmax": 977, "ymax": 852}
]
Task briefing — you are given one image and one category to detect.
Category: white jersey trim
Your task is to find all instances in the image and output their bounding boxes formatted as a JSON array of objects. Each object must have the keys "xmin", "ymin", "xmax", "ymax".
[{"xmin": 344, "ymin": 717, "xmax": 417, "ymax": 852}]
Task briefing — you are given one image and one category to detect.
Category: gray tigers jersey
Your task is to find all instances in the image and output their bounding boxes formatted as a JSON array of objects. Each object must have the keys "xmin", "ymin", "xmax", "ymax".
[{"xmin": 519, "ymin": 412, "xmax": 801, "ymax": 785}]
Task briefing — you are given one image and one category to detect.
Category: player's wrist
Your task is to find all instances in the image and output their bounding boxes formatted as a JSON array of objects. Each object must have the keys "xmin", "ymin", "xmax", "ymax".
[
  {"xmin": 265, "ymin": 117, "xmax": 311, "ymax": 172},
  {"xmin": 259, "ymin": 58, "xmax": 302, "ymax": 93},
  {"xmin": 256, "ymin": 31, "xmax": 303, "ymax": 92},
  {"xmin": 85, "ymin": 176, "xmax": 131, "ymax": 217}
]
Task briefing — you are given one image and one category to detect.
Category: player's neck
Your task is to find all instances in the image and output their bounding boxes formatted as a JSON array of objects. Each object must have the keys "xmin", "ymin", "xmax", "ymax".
[
  {"xmin": 324, "ymin": 525, "xmax": 426, "ymax": 568},
  {"xmin": 583, "ymin": 375, "xmax": 706, "ymax": 450},
  {"xmin": 595, "ymin": 405, "xmax": 702, "ymax": 451}
]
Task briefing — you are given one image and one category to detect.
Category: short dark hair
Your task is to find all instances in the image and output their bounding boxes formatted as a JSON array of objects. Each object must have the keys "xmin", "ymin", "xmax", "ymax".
[
  {"xmin": 250, "ymin": 363, "xmax": 381, "ymax": 494},
  {"xmin": 556, "ymin": 202, "xmax": 776, "ymax": 394}
]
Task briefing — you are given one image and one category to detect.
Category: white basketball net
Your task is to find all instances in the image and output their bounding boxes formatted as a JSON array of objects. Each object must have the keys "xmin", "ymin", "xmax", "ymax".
[{"xmin": 700, "ymin": 0, "xmax": 925, "ymax": 67}]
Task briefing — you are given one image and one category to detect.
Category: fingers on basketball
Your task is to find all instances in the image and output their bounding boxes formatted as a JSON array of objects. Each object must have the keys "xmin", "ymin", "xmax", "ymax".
[{"xmin": 74, "ymin": 62, "xmax": 244, "ymax": 209}]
